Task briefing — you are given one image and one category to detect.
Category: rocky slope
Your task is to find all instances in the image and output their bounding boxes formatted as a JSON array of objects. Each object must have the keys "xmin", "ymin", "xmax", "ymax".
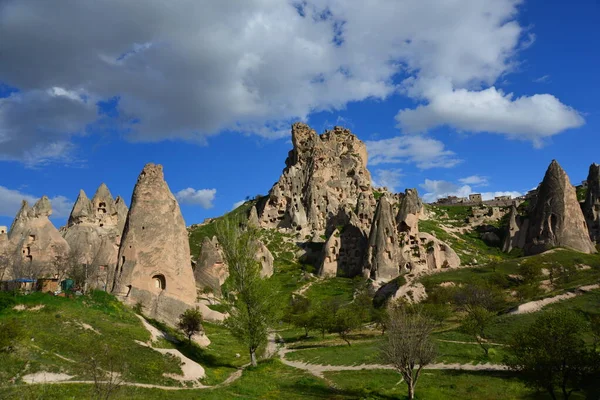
[{"xmin": 583, "ymin": 163, "xmax": 600, "ymax": 243}]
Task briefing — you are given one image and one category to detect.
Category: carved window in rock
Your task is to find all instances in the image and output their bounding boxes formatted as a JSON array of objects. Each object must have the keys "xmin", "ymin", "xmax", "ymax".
[
  {"xmin": 152, "ymin": 274, "xmax": 166, "ymax": 290},
  {"xmin": 28, "ymin": 235, "xmax": 36, "ymax": 243}
]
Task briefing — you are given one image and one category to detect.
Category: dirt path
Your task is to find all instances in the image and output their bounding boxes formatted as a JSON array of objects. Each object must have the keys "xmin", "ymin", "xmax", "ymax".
[
  {"xmin": 276, "ymin": 335, "xmax": 507, "ymax": 379},
  {"xmin": 510, "ymin": 283, "xmax": 600, "ymax": 315},
  {"xmin": 294, "ymin": 278, "xmax": 318, "ymax": 296},
  {"xmin": 435, "ymin": 339, "xmax": 506, "ymax": 346}
]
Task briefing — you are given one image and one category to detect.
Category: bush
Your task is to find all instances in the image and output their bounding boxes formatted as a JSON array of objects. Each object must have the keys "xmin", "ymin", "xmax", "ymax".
[
  {"xmin": 0, "ymin": 291, "xmax": 16, "ymax": 312},
  {"xmin": 0, "ymin": 319, "xmax": 22, "ymax": 352}
]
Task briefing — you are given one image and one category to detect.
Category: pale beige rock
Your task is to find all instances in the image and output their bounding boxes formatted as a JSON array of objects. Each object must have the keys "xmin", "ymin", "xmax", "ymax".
[
  {"xmin": 112, "ymin": 163, "xmax": 197, "ymax": 326},
  {"xmin": 6, "ymin": 198, "xmax": 70, "ymax": 277},
  {"xmin": 524, "ymin": 160, "xmax": 596, "ymax": 255},
  {"xmin": 365, "ymin": 195, "xmax": 403, "ymax": 281},
  {"xmin": 248, "ymin": 205, "xmax": 260, "ymax": 228},
  {"xmin": 318, "ymin": 212, "xmax": 368, "ymax": 278},
  {"xmin": 502, "ymin": 205, "xmax": 528, "ymax": 253},
  {"xmin": 62, "ymin": 184, "xmax": 128, "ymax": 290},
  {"xmin": 194, "ymin": 236, "xmax": 274, "ymax": 295},
  {"xmin": 257, "ymin": 123, "xmax": 371, "ymax": 236}
]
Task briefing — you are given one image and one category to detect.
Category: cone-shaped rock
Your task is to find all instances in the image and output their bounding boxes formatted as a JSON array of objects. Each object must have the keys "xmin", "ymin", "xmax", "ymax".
[
  {"xmin": 583, "ymin": 163, "xmax": 600, "ymax": 242},
  {"xmin": 502, "ymin": 204, "xmax": 529, "ymax": 253},
  {"xmin": 112, "ymin": 163, "xmax": 196, "ymax": 325},
  {"xmin": 67, "ymin": 190, "xmax": 93, "ymax": 227},
  {"xmin": 6, "ymin": 196, "xmax": 70, "ymax": 277},
  {"xmin": 194, "ymin": 236, "xmax": 228, "ymax": 296},
  {"xmin": 365, "ymin": 195, "xmax": 403, "ymax": 280},
  {"xmin": 524, "ymin": 160, "xmax": 596, "ymax": 255},
  {"xmin": 397, "ymin": 188, "xmax": 422, "ymax": 233},
  {"xmin": 248, "ymin": 205, "xmax": 260, "ymax": 228}
]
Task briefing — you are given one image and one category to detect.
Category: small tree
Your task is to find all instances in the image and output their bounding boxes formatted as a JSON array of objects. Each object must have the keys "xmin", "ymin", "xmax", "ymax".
[
  {"xmin": 85, "ymin": 344, "xmax": 125, "ymax": 400},
  {"xmin": 330, "ymin": 304, "xmax": 361, "ymax": 346},
  {"xmin": 177, "ymin": 307, "xmax": 203, "ymax": 344},
  {"xmin": 461, "ymin": 306, "xmax": 495, "ymax": 356},
  {"xmin": 216, "ymin": 218, "xmax": 278, "ymax": 367},
  {"xmin": 381, "ymin": 308, "xmax": 437, "ymax": 400},
  {"xmin": 506, "ymin": 310, "xmax": 593, "ymax": 400},
  {"xmin": 284, "ymin": 296, "xmax": 314, "ymax": 338},
  {"xmin": 309, "ymin": 299, "xmax": 337, "ymax": 339}
]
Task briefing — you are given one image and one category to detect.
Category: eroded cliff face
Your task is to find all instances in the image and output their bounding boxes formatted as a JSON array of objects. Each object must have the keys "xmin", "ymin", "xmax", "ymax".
[
  {"xmin": 524, "ymin": 160, "xmax": 596, "ymax": 255},
  {"xmin": 583, "ymin": 163, "xmax": 600, "ymax": 243},
  {"xmin": 257, "ymin": 123, "xmax": 372, "ymax": 236},
  {"xmin": 112, "ymin": 163, "xmax": 197, "ymax": 325}
]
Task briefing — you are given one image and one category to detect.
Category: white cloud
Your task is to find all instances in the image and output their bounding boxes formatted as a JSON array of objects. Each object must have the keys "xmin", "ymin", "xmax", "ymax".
[
  {"xmin": 0, "ymin": 0, "xmax": 583, "ymax": 164},
  {"xmin": 419, "ymin": 179, "xmax": 521, "ymax": 203},
  {"xmin": 232, "ymin": 200, "xmax": 246, "ymax": 210},
  {"xmin": 175, "ymin": 188, "xmax": 216, "ymax": 209},
  {"xmin": 372, "ymin": 169, "xmax": 403, "ymax": 192},
  {"xmin": 367, "ymin": 135, "xmax": 461, "ymax": 169},
  {"xmin": 459, "ymin": 175, "xmax": 489, "ymax": 186},
  {"xmin": 396, "ymin": 86, "xmax": 584, "ymax": 145},
  {"xmin": 0, "ymin": 186, "xmax": 73, "ymax": 219},
  {"xmin": 534, "ymin": 75, "xmax": 551, "ymax": 83}
]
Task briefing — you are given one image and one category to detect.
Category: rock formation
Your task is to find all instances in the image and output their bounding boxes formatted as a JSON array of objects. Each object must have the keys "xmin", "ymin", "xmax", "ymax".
[
  {"xmin": 524, "ymin": 160, "xmax": 596, "ymax": 255},
  {"xmin": 396, "ymin": 188, "xmax": 422, "ymax": 233},
  {"xmin": 318, "ymin": 214, "xmax": 368, "ymax": 278},
  {"xmin": 194, "ymin": 235, "xmax": 274, "ymax": 295},
  {"xmin": 257, "ymin": 123, "xmax": 371, "ymax": 236},
  {"xmin": 364, "ymin": 195, "xmax": 403, "ymax": 281},
  {"xmin": 502, "ymin": 205, "xmax": 529, "ymax": 253},
  {"xmin": 6, "ymin": 198, "xmax": 70, "ymax": 278},
  {"xmin": 583, "ymin": 163, "xmax": 600, "ymax": 243},
  {"xmin": 194, "ymin": 237, "xmax": 228, "ymax": 296},
  {"xmin": 61, "ymin": 184, "xmax": 128, "ymax": 290},
  {"xmin": 112, "ymin": 163, "xmax": 197, "ymax": 325}
]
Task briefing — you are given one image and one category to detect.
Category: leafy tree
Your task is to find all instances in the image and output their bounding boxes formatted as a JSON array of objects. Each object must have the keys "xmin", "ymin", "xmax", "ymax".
[
  {"xmin": 506, "ymin": 310, "xmax": 594, "ymax": 400},
  {"xmin": 216, "ymin": 218, "xmax": 278, "ymax": 367},
  {"xmin": 284, "ymin": 296, "xmax": 314, "ymax": 338},
  {"xmin": 372, "ymin": 307, "xmax": 389, "ymax": 335},
  {"xmin": 381, "ymin": 308, "xmax": 437, "ymax": 400},
  {"xmin": 177, "ymin": 307, "xmax": 203, "ymax": 344},
  {"xmin": 454, "ymin": 283, "xmax": 505, "ymax": 356},
  {"xmin": 518, "ymin": 260, "xmax": 542, "ymax": 284},
  {"xmin": 309, "ymin": 299, "xmax": 338, "ymax": 339},
  {"xmin": 330, "ymin": 304, "xmax": 361, "ymax": 346},
  {"xmin": 460, "ymin": 306, "xmax": 495, "ymax": 356}
]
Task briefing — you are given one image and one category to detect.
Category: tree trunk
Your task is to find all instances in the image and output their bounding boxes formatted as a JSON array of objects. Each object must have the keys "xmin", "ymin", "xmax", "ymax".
[
  {"xmin": 304, "ymin": 326, "xmax": 309, "ymax": 338},
  {"xmin": 408, "ymin": 381, "xmax": 415, "ymax": 400},
  {"xmin": 250, "ymin": 348, "xmax": 257, "ymax": 367}
]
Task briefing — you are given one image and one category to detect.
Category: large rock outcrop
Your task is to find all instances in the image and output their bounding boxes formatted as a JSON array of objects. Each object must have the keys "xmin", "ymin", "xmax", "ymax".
[
  {"xmin": 257, "ymin": 123, "xmax": 372, "ymax": 236},
  {"xmin": 6, "ymin": 198, "xmax": 70, "ymax": 278},
  {"xmin": 524, "ymin": 160, "xmax": 596, "ymax": 255},
  {"xmin": 62, "ymin": 184, "xmax": 128, "ymax": 290},
  {"xmin": 583, "ymin": 163, "xmax": 600, "ymax": 243},
  {"xmin": 318, "ymin": 213, "xmax": 368, "ymax": 278},
  {"xmin": 112, "ymin": 163, "xmax": 197, "ymax": 325}
]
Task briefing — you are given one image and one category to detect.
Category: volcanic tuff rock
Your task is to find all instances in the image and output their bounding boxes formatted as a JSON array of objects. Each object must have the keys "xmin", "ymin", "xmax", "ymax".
[
  {"xmin": 396, "ymin": 188, "xmax": 422, "ymax": 233},
  {"xmin": 112, "ymin": 163, "xmax": 197, "ymax": 325},
  {"xmin": 502, "ymin": 205, "xmax": 529, "ymax": 253},
  {"xmin": 583, "ymin": 163, "xmax": 600, "ymax": 243},
  {"xmin": 195, "ymin": 235, "xmax": 274, "ymax": 295},
  {"xmin": 319, "ymin": 215, "xmax": 368, "ymax": 278},
  {"xmin": 365, "ymin": 195, "xmax": 402, "ymax": 281},
  {"xmin": 62, "ymin": 184, "xmax": 128, "ymax": 290},
  {"xmin": 257, "ymin": 123, "xmax": 372, "ymax": 236},
  {"xmin": 6, "ymin": 198, "xmax": 70, "ymax": 277},
  {"xmin": 524, "ymin": 160, "xmax": 596, "ymax": 255}
]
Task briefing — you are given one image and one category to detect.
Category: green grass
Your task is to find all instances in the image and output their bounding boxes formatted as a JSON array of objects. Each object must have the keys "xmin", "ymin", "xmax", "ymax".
[
  {"xmin": 302, "ymin": 277, "xmax": 355, "ymax": 303},
  {"xmin": 0, "ymin": 291, "xmax": 182, "ymax": 386},
  {"xmin": 325, "ymin": 369, "xmax": 543, "ymax": 399}
]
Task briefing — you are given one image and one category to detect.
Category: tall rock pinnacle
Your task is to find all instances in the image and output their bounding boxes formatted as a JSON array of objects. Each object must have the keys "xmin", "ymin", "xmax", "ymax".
[
  {"xmin": 583, "ymin": 163, "xmax": 600, "ymax": 243},
  {"xmin": 112, "ymin": 163, "xmax": 196, "ymax": 325},
  {"xmin": 524, "ymin": 160, "xmax": 596, "ymax": 255}
]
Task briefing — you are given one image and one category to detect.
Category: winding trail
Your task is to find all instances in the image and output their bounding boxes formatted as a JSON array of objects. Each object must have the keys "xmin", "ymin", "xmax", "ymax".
[{"xmin": 510, "ymin": 283, "xmax": 600, "ymax": 315}]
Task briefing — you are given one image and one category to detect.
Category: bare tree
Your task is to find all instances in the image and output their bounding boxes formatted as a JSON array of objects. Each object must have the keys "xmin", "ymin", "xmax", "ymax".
[
  {"xmin": 381, "ymin": 307, "xmax": 437, "ymax": 400},
  {"xmin": 216, "ymin": 217, "xmax": 278, "ymax": 367},
  {"xmin": 85, "ymin": 344, "xmax": 125, "ymax": 400}
]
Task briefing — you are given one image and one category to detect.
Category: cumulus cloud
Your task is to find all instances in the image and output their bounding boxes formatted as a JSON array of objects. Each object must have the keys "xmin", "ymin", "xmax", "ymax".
[
  {"xmin": 420, "ymin": 179, "xmax": 521, "ymax": 203},
  {"xmin": 175, "ymin": 188, "xmax": 216, "ymax": 209},
  {"xmin": 0, "ymin": 186, "xmax": 73, "ymax": 219},
  {"xmin": 396, "ymin": 86, "xmax": 584, "ymax": 145},
  {"xmin": 0, "ymin": 0, "xmax": 584, "ymax": 164},
  {"xmin": 372, "ymin": 169, "xmax": 403, "ymax": 192},
  {"xmin": 459, "ymin": 175, "xmax": 489, "ymax": 186},
  {"xmin": 367, "ymin": 135, "xmax": 461, "ymax": 169}
]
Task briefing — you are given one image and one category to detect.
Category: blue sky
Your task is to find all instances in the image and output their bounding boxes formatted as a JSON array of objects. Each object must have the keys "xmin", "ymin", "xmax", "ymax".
[{"xmin": 0, "ymin": 0, "xmax": 599, "ymax": 228}]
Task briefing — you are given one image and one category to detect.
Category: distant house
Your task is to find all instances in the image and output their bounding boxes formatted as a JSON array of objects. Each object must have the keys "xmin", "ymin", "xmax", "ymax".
[
  {"xmin": 494, "ymin": 195, "xmax": 511, "ymax": 201},
  {"xmin": 469, "ymin": 194, "xmax": 483, "ymax": 203}
]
